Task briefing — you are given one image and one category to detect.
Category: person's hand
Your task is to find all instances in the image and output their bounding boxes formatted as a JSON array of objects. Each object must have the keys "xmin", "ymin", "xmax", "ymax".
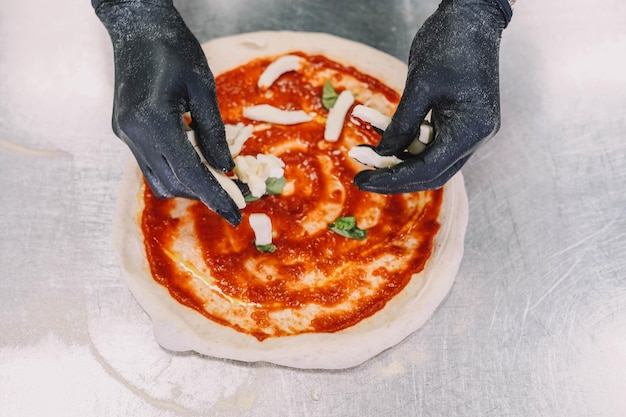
[
  {"xmin": 93, "ymin": 0, "xmax": 241, "ymax": 225},
  {"xmin": 354, "ymin": 0, "xmax": 512, "ymax": 193}
]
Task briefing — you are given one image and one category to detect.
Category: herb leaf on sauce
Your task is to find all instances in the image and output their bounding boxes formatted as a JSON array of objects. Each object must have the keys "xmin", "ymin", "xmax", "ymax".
[
  {"xmin": 265, "ymin": 176, "xmax": 286, "ymax": 195},
  {"xmin": 328, "ymin": 216, "xmax": 368, "ymax": 240},
  {"xmin": 255, "ymin": 243, "xmax": 277, "ymax": 253},
  {"xmin": 322, "ymin": 81, "xmax": 339, "ymax": 110},
  {"xmin": 244, "ymin": 176, "xmax": 286, "ymax": 202}
]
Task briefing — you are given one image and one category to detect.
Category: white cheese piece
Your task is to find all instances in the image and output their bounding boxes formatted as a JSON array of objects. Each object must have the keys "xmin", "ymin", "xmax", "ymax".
[
  {"xmin": 224, "ymin": 123, "xmax": 253, "ymax": 157},
  {"xmin": 351, "ymin": 104, "xmax": 391, "ymax": 131},
  {"xmin": 406, "ymin": 140, "xmax": 427, "ymax": 155},
  {"xmin": 257, "ymin": 55, "xmax": 303, "ymax": 90},
  {"xmin": 324, "ymin": 90, "xmax": 355, "ymax": 142},
  {"xmin": 206, "ymin": 165, "xmax": 247, "ymax": 209},
  {"xmin": 348, "ymin": 145, "xmax": 403, "ymax": 168},
  {"xmin": 243, "ymin": 105, "xmax": 314, "ymax": 125},
  {"xmin": 407, "ymin": 122, "xmax": 434, "ymax": 154},
  {"xmin": 233, "ymin": 153, "xmax": 285, "ymax": 198},
  {"xmin": 418, "ymin": 122, "xmax": 434, "ymax": 144},
  {"xmin": 233, "ymin": 155, "xmax": 258, "ymax": 187},
  {"xmin": 249, "ymin": 213, "xmax": 273, "ymax": 246},
  {"xmin": 186, "ymin": 130, "xmax": 246, "ymax": 209},
  {"xmin": 256, "ymin": 153, "xmax": 285, "ymax": 179},
  {"xmin": 247, "ymin": 177, "xmax": 268, "ymax": 199}
]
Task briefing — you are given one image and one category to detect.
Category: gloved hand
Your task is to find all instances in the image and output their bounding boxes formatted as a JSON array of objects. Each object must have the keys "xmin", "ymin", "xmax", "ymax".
[
  {"xmin": 93, "ymin": 0, "xmax": 241, "ymax": 225},
  {"xmin": 354, "ymin": 0, "xmax": 512, "ymax": 193}
]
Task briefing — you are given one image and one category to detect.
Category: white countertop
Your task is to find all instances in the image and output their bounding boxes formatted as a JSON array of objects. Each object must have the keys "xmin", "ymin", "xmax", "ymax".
[{"xmin": 1, "ymin": 0, "xmax": 625, "ymax": 415}]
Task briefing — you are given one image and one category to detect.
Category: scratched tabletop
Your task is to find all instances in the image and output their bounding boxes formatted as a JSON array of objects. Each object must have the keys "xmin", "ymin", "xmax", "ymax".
[{"xmin": 1, "ymin": 0, "xmax": 625, "ymax": 416}]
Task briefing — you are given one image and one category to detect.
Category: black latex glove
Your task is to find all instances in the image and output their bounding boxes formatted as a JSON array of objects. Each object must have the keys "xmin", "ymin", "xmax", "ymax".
[
  {"xmin": 93, "ymin": 0, "xmax": 241, "ymax": 225},
  {"xmin": 354, "ymin": 0, "xmax": 512, "ymax": 194}
]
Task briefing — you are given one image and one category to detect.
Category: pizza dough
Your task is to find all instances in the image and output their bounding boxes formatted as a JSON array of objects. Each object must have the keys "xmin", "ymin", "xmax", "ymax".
[{"xmin": 114, "ymin": 31, "xmax": 468, "ymax": 369}]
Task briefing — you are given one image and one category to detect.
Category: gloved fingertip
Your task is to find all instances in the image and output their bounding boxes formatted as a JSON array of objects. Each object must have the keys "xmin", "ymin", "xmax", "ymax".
[
  {"xmin": 205, "ymin": 152, "xmax": 235, "ymax": 173},
  {"xmin": 198, "ymin": 189, "xmax": 242, "ymax": 226},
  {"xmin": 217, "ymin": 205, "xmax": 243, "ymax": 226},
  {"xmin": 353, "ymin": 169, "xmax": 394, "ymax": 194},
  {"xmin": 194, "ymin": 124, "xmax": 234, "ymax": 172}
]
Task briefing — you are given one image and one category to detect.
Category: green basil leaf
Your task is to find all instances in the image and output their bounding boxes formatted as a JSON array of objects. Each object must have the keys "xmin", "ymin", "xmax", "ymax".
[
  {"xmin": 333, "ymin": 216, "xmax": 356, "ymax": 231},
  {"xmin": 328, "ymin": 216, "xmax": 368, "ymax": 240},
  {"xmin": 256, "ymin": 243, "xmax": 277, "ymax": 253},
  {"xmin": 265, "ymin": 176, "xmax": 286, "ymax": 195},
  {"xmin": 322, "ymin": 80, "xmax": 339, "ymax": 110},
  {"xmin": 329, "ymin": 226, "xmax": 368, "ymax": 240},
  {"xmin": 243, "ymin": 176, "xmax": 286, "ymax": 202}
]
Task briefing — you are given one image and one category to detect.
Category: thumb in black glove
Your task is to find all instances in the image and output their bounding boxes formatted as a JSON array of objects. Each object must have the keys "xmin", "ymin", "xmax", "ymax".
[
  {"xmin": 354, "ymin": 0, "xmax": 512, "ymax": 194},
  {"xmin": 93, "ymin": 0, "xmax": 242, "ymax": 225}
]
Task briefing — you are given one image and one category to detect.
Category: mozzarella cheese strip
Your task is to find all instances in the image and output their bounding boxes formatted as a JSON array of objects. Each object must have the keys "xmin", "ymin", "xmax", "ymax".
[
  {"xmin": 351, "ymin": 105, "xmax": 432, "ymax": 145},
  {"xmin": 249, "ymin": 213, "xmax": 273, "ymax": 246},
  {"xmin": 350, "ymin": 102, "xmax": 434, "ymax": 155},
  {"xmin": 407, "ymin": 122, "xmax": 434, "ymax": 154},
  {"xmin": 349, "ymin": 122, "xmax": 434, "ymax": 167},
  {"xmin": 186, "ymin": 130, "xmax": 247, "ymax": 209},
  {"xmin": 234, "ymin": 153, "xmax": 285, "ymax": 198},
  {"xmin": 225, "ymin": 123, "xmax": 254, "ymax": 157},
  {"xmin": 418, "ymin": 122, "xmax": 434, "ymax": 144},
  {"xmin": 257, "ymin": 55, "xmax": 304, "ymax": 90},
  {"xmin": 351, "ymin": 104, "xmax": 391, "ymax": 130},
  {"xmin": 243, "ymin": 105, "xmax": 314, "ymax": 125},
  {"xmin": 206, "ymin": 166, "xmax": 247, "ymax": 209},
  {"xmin": 348, "ymin": 145, "xmax": 403, "ymax": 168},
  {"xmin": 324, "ymin": 90, "xmax": 355, "ymax": 142}
]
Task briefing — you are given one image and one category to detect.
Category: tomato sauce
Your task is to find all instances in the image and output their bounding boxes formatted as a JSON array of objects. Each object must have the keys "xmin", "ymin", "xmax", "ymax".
[{"xmin": 141, "ymin": 53, "xmax": 443, "ymax": 341}]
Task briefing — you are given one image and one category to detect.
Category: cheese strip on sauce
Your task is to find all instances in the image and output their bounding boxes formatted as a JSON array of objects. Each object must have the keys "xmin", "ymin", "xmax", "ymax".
[
  {"xmin": 257, "ymin": 55, "xmax": 304, "ymax": 90},
  {"xmin": 224, "ymin": 123, "xmax": 253, "ymax": 157},
  {"xmin": 351, "ymin": 104, "xmax": 391, "ymax": 131},
  {"xmin": 249, "ymin": 213, "xmax": 273, "ymax": 246},
  {"xmin": 186, "ymin": 130, "xmax": 247, "ymax": 209},
  {"xmin": 243, "ymin": 105, "xmax": 314, "ymax": 125},
  {"xmin": 324, "ymin": 90, "xmax": 355, "ymax": 142},
  {"xmin": 348, "ymin": 145, "xmax": 403, "ymax": 168},
  {"xmin": 206, "ymin": 166, "xmax": 247, "ymax": 209}
]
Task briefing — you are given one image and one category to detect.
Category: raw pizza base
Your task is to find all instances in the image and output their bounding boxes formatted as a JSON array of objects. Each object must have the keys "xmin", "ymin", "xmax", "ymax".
[{"xmin": 114, "ymin": 31, "xmax": 469, "ymax": 369}]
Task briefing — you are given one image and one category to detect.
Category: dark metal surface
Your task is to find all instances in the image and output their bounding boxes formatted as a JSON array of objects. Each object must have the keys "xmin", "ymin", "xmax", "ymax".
[
  {"xmin": 1, "ymin": 0, "xmax": 625, "ymax": 415},
  {"xmin": 175, "ymin": 0, "xmax": 439, "ymax": 61}
]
